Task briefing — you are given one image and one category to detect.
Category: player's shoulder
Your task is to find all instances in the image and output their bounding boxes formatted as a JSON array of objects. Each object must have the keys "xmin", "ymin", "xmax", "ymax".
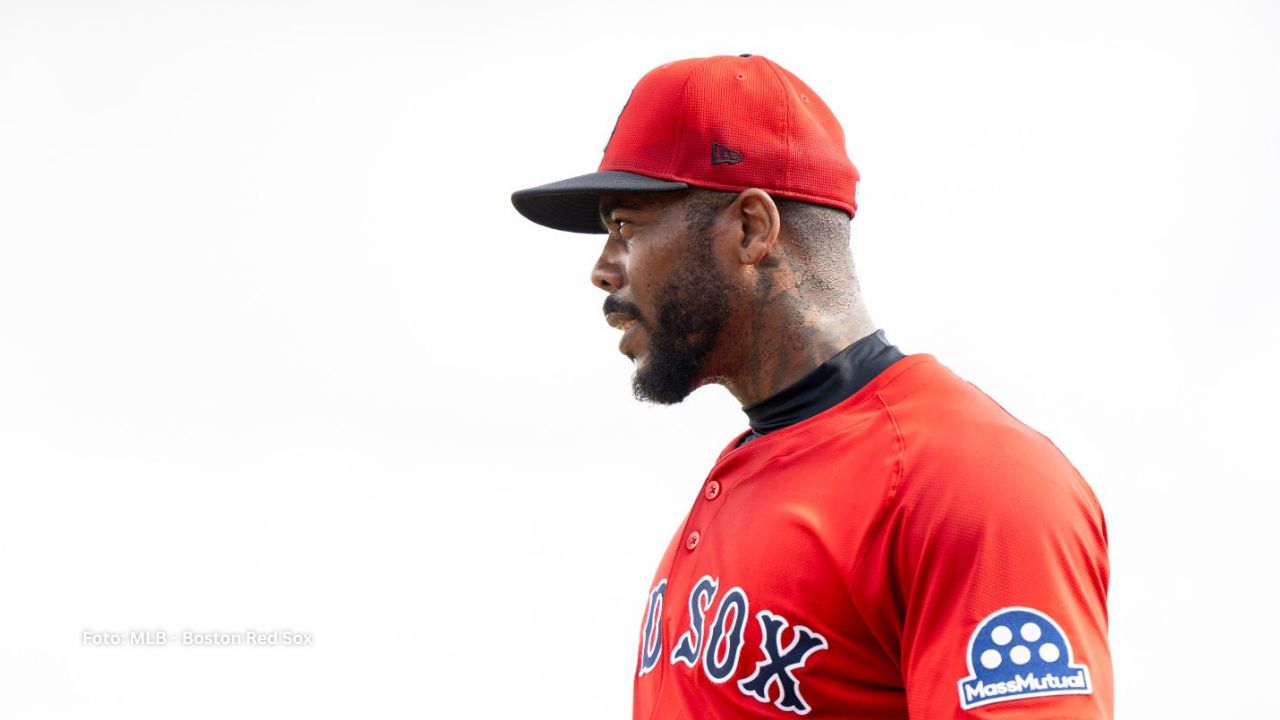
[{"xmin": 876, "ymin": 355, "xmax": 1101, "ymax": 521}]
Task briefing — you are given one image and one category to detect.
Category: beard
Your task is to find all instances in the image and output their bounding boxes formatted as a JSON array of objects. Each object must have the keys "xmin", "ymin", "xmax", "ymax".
[{"xmin": 629, "ymin": 237, "xmax": 733, "ymax": 405}]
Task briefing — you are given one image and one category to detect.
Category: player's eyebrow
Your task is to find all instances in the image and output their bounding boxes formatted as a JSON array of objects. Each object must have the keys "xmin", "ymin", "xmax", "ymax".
[{"xmin": 599, "ymin": 199, "xmax": 642, "ymax": 224}]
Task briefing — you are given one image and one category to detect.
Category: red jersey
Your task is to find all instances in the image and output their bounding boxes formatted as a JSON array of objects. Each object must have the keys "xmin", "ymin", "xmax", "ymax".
[{"xmin": 632, "ymin": 354, "xmax": 1112, "ymax": 719}]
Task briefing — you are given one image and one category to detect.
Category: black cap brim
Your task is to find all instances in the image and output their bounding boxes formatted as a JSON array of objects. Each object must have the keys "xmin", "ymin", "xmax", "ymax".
[{"xmin": 511, "ymin": 170, "xmax": 689, "ymax": 234}]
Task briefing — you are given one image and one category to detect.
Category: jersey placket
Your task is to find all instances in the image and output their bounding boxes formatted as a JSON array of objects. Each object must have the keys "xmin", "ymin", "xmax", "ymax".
[{"xmin": 645, "ymin": 443, "xmax": 757, "ymax": 718}]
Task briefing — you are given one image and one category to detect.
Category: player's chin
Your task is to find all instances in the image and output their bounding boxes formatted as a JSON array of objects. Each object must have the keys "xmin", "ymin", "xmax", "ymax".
[
  {"xmin": 632, "ymin": 376, "xmax": 693, "ymax": 405},
  {"xmin": 631, "ymin": 360, "xmax": 704, "ymax": 406}
]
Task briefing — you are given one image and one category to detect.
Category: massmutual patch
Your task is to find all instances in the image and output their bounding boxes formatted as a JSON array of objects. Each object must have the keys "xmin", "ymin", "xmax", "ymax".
[{"xmin": 957, "ymin": 607, "xmax": 1092, "ymax": 710}]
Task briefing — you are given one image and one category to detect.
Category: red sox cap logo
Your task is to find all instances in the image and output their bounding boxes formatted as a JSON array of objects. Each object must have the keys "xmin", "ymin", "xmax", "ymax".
[{"xmin": 639, "ymin": 576, "xmax": 828, "ymax": 715}]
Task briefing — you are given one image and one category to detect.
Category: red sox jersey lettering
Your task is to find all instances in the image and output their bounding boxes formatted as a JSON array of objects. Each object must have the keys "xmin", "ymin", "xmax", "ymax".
[
  {"xmin": 640, "ymin": 580, "xmax": 825, "ymax": 714},
  {"xmin": 632, "ymin": 355, "xmax": 1113, "ymax": 719}
]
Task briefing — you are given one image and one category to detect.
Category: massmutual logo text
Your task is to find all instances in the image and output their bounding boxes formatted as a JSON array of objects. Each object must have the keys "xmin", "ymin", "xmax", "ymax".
[
  {"xmin": 961, "ymin": 667, "xmax": 1089, "ymax": 705},
  {"xmin": 956, "ymin": 606, "xmax": 1092, "ymax": 710}
]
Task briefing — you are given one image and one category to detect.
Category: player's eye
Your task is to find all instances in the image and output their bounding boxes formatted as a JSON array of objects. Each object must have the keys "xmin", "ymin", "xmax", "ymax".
[{"xmin": 612, "ymin": 218, "xmax": 635, "ymax": 239}]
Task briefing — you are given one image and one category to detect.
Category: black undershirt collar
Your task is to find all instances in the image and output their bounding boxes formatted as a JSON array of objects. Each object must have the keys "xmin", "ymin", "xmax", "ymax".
[{"xmin": 738, "ymin": 329, "xmax": 905, "ymax": 445}]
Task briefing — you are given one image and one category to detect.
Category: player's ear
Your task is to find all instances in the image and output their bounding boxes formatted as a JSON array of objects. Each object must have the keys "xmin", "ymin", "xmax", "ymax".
[{"xmin": 733, "ymin": 188, "xmax": 781, "ymax": 266}]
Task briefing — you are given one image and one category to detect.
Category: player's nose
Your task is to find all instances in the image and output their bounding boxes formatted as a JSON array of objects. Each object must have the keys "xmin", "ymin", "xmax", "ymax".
[{"xmin": 591, "ymin": 245, "xmax": 624, "ymax": 293}]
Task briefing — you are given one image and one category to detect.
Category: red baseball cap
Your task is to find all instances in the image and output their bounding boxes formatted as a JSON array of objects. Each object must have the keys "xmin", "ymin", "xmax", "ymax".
[{"xmin": 511, "ymin": 54, "xmax": 860, "ymax": 234}]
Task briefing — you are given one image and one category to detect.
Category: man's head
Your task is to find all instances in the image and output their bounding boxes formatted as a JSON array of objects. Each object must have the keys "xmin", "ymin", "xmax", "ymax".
[
  {"xmin": 511, "ymin": 54, "xmax": 863, "ymax": 403},
  {"xmin": 593, "ymin": 187, "xmax": 855, "ymax": 404},
  {"xmin": 595, "ymin": 189, "xmax": 733, "ymax": 404}
]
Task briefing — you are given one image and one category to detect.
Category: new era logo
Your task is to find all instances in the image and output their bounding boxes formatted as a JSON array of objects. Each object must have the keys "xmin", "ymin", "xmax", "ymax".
[{"xmin": 711, "ymin": 143, "xmax": 743, "ymax": 166}]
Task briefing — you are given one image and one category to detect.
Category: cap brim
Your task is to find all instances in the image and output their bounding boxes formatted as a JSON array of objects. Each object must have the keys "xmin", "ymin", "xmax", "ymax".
[{"xmin": 511, "ymin": 170, "xmax": 689, "ymax": 234}]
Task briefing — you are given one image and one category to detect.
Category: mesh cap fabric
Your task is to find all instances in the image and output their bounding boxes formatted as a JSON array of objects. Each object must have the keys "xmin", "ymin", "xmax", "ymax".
[{"xmin": 511, "ymin": 55, "xmax": 859, "ymax": 234}]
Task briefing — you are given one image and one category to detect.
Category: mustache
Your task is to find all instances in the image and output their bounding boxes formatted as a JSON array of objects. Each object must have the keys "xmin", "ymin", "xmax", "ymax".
[{"xmin": 603, "ymin": 295, "xmax": 643, "ymax": 322}]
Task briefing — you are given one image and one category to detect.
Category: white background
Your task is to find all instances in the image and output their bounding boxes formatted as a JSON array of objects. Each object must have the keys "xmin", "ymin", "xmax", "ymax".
[{"xmin": 1, "ymin": 0, "xmax": 1276, "ymax": 717}]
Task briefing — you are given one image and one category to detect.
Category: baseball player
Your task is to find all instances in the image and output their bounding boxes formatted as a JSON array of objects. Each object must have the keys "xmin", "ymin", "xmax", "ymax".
[{"xmin": 511, "ymin": 55, "xmax": 1112, "ymax": 719}]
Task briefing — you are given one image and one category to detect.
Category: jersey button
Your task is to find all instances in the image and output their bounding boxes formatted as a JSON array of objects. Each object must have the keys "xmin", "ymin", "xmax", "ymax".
[
  {"xmin": 685, "ymin": 530, "xmax": 701, "ymax": 551},
  {"xmin": 704, "ymin": 480, "xmax": 721, "ymax": 500}
]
